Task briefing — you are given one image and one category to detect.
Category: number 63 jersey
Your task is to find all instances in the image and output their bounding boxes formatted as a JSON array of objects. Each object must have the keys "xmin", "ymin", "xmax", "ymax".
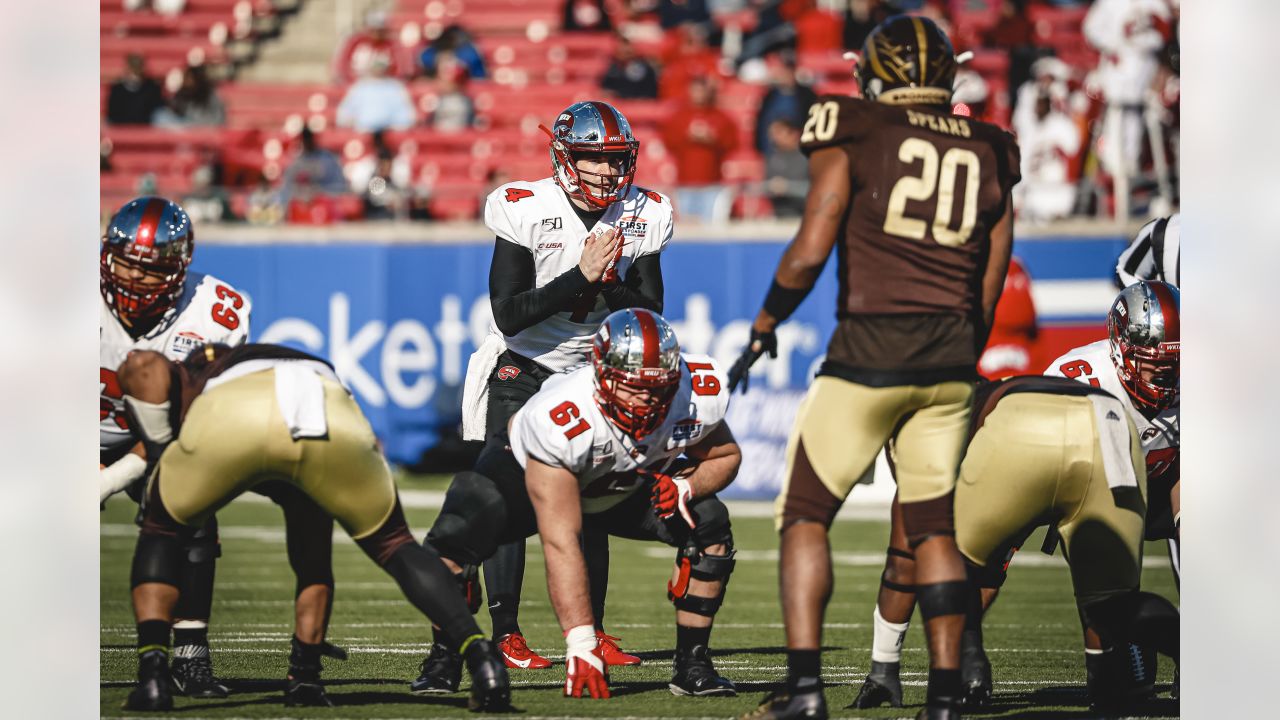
[
  {"xmin": 100, "ymin": 271, "xmax": 251, "ymax": 455},
  {"xmin": 799, "ymin": 95, "xmax": 1020, "ymax": 317},
  {"xmin": 509, "ymin": 354, "xmax": 729, "ymax": 514}
]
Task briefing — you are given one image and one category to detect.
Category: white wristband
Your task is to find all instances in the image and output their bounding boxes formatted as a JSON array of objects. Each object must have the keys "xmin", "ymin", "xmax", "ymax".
[
  {"xmin": 564, "ymin": 624, "xmax": 596, "ymax": 653},
  {"xmin": 124, "ymin": 396, "xmax": 173, "ymax": 444},
  {"xmin": 100, "ymin": 453, "xmax": 147, "ymax": 504}
]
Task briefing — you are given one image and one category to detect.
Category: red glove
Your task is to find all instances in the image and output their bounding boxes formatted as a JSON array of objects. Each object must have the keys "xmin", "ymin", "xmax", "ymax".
[
  {"xmin": 649, "ymin": 471, "xmax": 696, "ymax": 528},
  {"xmin": 564, "ymin": 625, "xmax": 610, "ymax": 698}
]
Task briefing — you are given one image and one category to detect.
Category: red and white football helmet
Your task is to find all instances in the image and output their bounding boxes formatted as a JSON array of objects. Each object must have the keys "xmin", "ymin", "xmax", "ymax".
[
  {"xmin": 1107, "ymin": 280, "xmax": 1180, "ymax": 411},
  {"xmin": 591, "ymin": 309, "xmax": 681, "ymax": 439},
  {"xmin": 540, "ymin": 101, "xmax": 639, "ymax": 209}
]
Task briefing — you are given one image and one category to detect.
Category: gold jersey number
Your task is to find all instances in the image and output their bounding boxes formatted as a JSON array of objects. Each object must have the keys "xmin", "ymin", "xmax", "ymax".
[
  {"xmin": 800, "ymin": 101, "xmax": 840, "ymax": 144},
  {"xmin": 884, "ymin": 138, "xmax": 981, "ymax": 247}
]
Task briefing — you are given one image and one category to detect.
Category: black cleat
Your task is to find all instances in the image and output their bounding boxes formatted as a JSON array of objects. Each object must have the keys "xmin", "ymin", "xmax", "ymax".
[
  {"xmin": 960, "ymin": 633, "xmax": 993, "ymax": 708},
  {"xmin": 462, "ymin": 638, "xmax": 512, "ymax": 712},
  {"xmin": 284, "ymin": 678, "xmax": 334, "ymax": 707},
  {"xmin": 739, "ymin": 688, "xmax": 828, "ymax": 719},
  {"xmin": 915, "ymin": 704, "xmax": 962, "ymax": 720},
  {"xmin": 670, "ymin": 644, "xmax": 737, "ymax": 696},
  {"xmin": 411, "ymin": 640, "xmax": 463, "ymax": 695},
  {"xmin": 850, "ymin": 661, "xmax": 903, "ymax": 708},
  {"xmin": 124, "ymin": 650, "xmax": 174, "ymax": 712},
  {"xmin": 170, "ymin": 647, "xmax": 230, "ymax": 698}
]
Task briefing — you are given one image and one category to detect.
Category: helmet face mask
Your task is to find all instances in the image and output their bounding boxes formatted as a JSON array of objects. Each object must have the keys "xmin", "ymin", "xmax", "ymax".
[
  {"xmin": 856, "ymin": 14, "xmax": 957, "ymax": 107},
  {"xmin": 100, "ymin": 196, "xmax": 194, "ymax": 327},
  {"xmin": 542, "ymin": 101, "xmax": 639, "ymax": 209},
  {"xmin": 1108, "ymin": 281, "xmax": 1180, "ymax": 412},
  {"xmin": 591, "ymin": 309, "xmax": 681, "ymax": 439}
]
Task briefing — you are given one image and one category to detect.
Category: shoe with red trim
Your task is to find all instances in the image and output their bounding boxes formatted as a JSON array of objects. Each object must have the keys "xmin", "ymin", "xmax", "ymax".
[
  {"xmin": 597, "ymin": 630, "xmax": 643, "ymax": 667},
  {"xmin": 497, "ymin": 632, "xmax": 552, "ymax": 669}
]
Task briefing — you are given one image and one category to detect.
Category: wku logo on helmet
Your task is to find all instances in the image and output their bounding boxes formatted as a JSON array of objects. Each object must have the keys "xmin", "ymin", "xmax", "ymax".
[{"xmin": 497, "ymin": 365, "xmax": 521, "ymax": 380}]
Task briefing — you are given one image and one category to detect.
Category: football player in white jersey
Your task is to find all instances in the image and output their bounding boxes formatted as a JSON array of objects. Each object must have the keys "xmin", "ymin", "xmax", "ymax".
[
  {"xmin": 427, "ymin": 309, "xmax": 740, "ymax": 699},
  {"xmin": 415, "ymin": 101, "xmax": 672, "ymax": 690},
  {"xmin": 851, "ymin": 280, "xmax": 1180, "ymax": 711},
  {"xmin": 99, "ymin": 196, "xmax": 251, "ymax": 698}
]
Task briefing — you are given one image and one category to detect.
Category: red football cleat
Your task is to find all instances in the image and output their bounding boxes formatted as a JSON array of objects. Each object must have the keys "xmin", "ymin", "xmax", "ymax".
[
  {"xmin": 496, "ymin": 632, "xmax": 552, "ymax": 669},
  {"xmin": 596, "ymin": 630, "xmax": 642, "ymax": 667}
]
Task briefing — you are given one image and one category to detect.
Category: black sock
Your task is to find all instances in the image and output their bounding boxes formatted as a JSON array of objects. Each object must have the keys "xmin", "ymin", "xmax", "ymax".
[
  {"xmin": 488, "ymin": 594, "xmax": 521, "ymax": 639},
  {"xmin": 289, "ymin": 635, "xmax": 323, "ymax": 682},
  {"xmin": 927, "ymin": 668, "xmax": 962, "ymax": 705},
  {"xmin": 173, "ymin": 624, "xmax": 209, "ymax": 649},
  {"xmin": 138, "ymin": 620, "xmax": 170, "ymax": 655},
  {"xmin": 676, "ymin": 624, "xmax": 712, "ymax": 652},
  {"xmin": 787, "ymin": 649, "xmax": 821, "ymax": 692}
]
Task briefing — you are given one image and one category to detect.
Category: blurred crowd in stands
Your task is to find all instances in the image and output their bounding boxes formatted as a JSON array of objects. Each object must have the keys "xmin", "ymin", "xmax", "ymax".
[{"xmin": 101, "ymin": 0, "xmax": 1180, "ymax": 226}]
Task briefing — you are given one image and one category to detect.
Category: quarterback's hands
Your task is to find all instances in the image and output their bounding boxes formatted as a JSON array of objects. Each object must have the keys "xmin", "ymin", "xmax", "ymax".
[
  {"xmin": 564, "ymin": 625, "xmax": 610, "ymax": 699},
  {"xmin": 648, "ymin": 471, "xmax": 696, "ymax": 528},
  {"xmin": 727, "ymin": 327, "xmax": 778, "ymax": 393},
  {"xmin": 578, "ymin": 227, "xmax": 622, "ymax": 283}
]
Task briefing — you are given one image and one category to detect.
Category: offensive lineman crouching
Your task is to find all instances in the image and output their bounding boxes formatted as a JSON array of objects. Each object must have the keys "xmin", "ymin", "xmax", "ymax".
[
  {"xmin": 427, "ymin": 309, "xmax": 740, "ymax": 698},
  {"xmin": 117, "ymin": 343, "xmax": 511, "ymax": 712}
]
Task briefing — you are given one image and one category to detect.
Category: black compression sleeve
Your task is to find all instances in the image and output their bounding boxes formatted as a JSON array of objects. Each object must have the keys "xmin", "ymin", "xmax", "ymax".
[
  {"xmin": 602, "ymin": 253, "xmax": 663, "ymax": 313},
  {"xmin": 762, "ymin": 279, "xmax": 810, "ymax": 324},
  {"xmin": 488, "ymin": 237, "xmax": 592, "ymax": 336}
]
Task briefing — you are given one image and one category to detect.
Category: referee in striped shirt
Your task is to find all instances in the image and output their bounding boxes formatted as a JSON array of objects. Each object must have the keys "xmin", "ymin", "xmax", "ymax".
[{"xmin": 1116, "ymin": 213, "xmax": 1180, "ymax": 288}]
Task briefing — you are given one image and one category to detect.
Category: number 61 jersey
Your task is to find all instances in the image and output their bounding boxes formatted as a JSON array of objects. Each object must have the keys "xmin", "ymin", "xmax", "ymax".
[
  {"xmin": 99, "ymin": 271, "xmax": 251, "ymax": 455},
  {"xmin": 800, "ymin": 95, "xmax": 1020, "ymax": 318},
  {"xmin": 509, "ymin": 354, "xmax": 729, "ymax": 514}
]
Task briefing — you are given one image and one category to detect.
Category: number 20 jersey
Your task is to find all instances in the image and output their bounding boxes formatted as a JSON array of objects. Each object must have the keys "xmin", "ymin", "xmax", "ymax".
[
  {"xmin": 99, "ymin": 271, "xmax": 252, "ymax": 454},
  {"xmin": 508, "ymin": 354, "xmax": 729, "ymax": 514},
  {"xmin": 1045, "ymin": 339, "xmax": 1179, "ymax": 484},
  {"xmin": 799, "ymin": 96, "xmax": 1020, "ymax": 317}
]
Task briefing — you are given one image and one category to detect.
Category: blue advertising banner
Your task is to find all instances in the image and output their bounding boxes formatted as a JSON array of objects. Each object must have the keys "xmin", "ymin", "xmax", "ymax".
[{"xmin": 195, "ymin": 235, "xmax": 1124, "ymax": 498}]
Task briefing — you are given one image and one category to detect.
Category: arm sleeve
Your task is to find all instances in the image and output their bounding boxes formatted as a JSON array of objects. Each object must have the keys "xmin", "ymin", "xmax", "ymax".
[
  {"xmin": 602, "ymin": 252, "xmax": 663, "ymax": 313},
  {"xmin": 1116, "ymin": 218, "xmax": 1159, "ymax": 288},
  {"xmin": 489, "ymin": 237, "xmax": 592, "ymax": 336}
]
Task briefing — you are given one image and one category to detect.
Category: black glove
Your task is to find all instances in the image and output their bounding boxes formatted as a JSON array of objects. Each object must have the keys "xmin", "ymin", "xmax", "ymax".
[{"xmin": 727, "ymin": 328, "xmax": 778, "ymax": 393}]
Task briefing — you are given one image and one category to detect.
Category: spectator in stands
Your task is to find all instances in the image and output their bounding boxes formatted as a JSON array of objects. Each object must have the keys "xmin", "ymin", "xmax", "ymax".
[
  {"xmin": 347, "ymin": 131, "xmax": 410, "ymax": 221},
  {"xmin": 280, "ymin": 127, "xmax": 348, "ymax": 203},
  {"xmin": 985, "ymin": 0, "xmax": 1049, "ymax": 117},
  {"xmin": 428, "ymin": 59, "xmax": 476, "ymax": 132},
  {"xmin": 763, "ymin": 118, "xmax": 807, "ymax": 218},
  {"xmin": 659, "ymin": 22, "xmax": 721, "ymax": 100},
  {"xmin": 952, "ymin": 68, "xmax": 992, "ymax": 125},
  {"xmin": 563, "ymin": 0, "xmax": 615, "ymax": 32},
  {"xmin": 246, "ymin": 174, "xmax": 284, "ymax": 225},
  {"xmin": 660, "ymin": 75, "xmax": 738, "ymax": 224},
  {"xmin": 420, "ymin": 25, "xmax": 487, "ymax": 80},
  {"xmin": 842, "ymin": 0, "xmax": 895, "ymax": 51},
  {"xmin": 336, "ymin": 57, "xmax": 417, "ymax": 133},
  {"xmin": 333, "ymin": 10, "xmax": 408, "ymax": 84},
  {"xmin": 1012, "ymin": 88, "xmax": 1081, "ymax": 223},
  {"xmin": 600, "ymin": 36, "xmax": 659, "ymax": 99},
  {"xmin": 753, "ymin": 51, "xmax": 816, "ymax": 156},
  {"xmin": 182, "ymin": 164, "xmax": 234, "ymax": 223},
  {"xmin": 658, "ymin": 0, "xmax": 713, "ymax": 32},
  {"xmin": 106, "ymin": 54, "xmax": 165, "ymax": 125},
  {"xmin": 154, "ymin": 64, "xmax": 226, "ymax": 128}
]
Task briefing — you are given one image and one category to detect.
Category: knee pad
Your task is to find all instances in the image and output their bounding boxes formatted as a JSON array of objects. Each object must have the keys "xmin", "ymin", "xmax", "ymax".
[
  {"xmin": 881, "ymin": 547, "xmax": 916, "ymax": 593},
  {"xmin": 425, "ymin": 471, "xmax": 507, "ymax": 566},
  {"xmin": 131, "ymin": 533, "xmax": 185, "ymax": 589},
  {"xmin": 667, "ymin": 540, "xmax": 736, "ymax": 617},
  {"xmin": 689, "ymin": 496, "xmax": 733, "ymax": 547},
  {"xmin": 915, "ymin": 580, "xmax": 970, "ymax": 621},
  {"xmin": 184, "ymin": 515, "xmax": 221, "ymax": 564},
  {"xmin": 901, "ymin": 493, "xmax": 955, "ymax": 548}
]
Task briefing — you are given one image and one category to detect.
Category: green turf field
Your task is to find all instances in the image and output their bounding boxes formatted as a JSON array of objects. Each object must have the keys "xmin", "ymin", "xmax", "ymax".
[{"xmin": 100, "ymin": 475, "xmax": 1179, "ymax": 719}]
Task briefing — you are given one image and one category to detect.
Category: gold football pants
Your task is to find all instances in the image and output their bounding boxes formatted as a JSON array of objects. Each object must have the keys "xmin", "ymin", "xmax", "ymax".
[{"xmin": 155, "ymin": 369, "xmax": 397, "ymax": 540}]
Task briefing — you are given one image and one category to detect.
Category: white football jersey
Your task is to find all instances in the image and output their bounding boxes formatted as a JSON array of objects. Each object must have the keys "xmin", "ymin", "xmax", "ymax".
[
  {"xmin": 509, "ymin": 354, "xmax": 729, "ymax": 514},
  {"xmin": 484, "ymin": 177, "xmax": 673, "ymax": 372},
  {"xmin": 100, "ymin": 271, "xmax": 252, "ymax": 453},
  {"xmin": 1045, "ymin": 339, "xmax": 1179, "ymax": 484}
]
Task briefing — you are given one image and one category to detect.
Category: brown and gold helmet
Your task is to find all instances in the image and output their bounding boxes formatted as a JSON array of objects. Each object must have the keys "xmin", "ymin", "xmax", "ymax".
[{"xmin": 855, "ymin": 14, "xmax": 957, "ymax": 107}]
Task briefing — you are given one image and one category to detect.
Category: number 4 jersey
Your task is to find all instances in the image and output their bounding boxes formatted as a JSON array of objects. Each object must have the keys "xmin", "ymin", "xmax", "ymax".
[
  {"xmin": 508, "ymin": 354, "xmax": 729, "ymax": 514},
  {"xmin": 100, "ymin": 271, "xmax": 251, "ymax": 454},
  {"xmin": 1045, "ymin": 340, "xmax": 1179, "ymax": 485}
]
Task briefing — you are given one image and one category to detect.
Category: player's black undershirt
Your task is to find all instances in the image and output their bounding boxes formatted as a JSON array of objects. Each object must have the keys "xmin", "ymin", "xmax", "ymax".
[{"xmin": 488, "ymin": 217, "xmax": 664, "ymax": 337}]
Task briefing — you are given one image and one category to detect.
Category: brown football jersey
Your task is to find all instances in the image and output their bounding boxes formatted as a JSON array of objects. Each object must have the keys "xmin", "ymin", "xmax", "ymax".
[{"xmin": 801, "ymin": 95, "xmax": 1020, "ymax": 375}]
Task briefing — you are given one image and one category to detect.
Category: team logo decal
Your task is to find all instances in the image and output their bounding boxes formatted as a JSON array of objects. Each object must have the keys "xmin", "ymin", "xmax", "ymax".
[
  {"xmin": 541, "ymin": 217, "xmax": 563, "ymax": 231},
  {"xmin": 496, "ymin": 365, "xmax": 521, "ymax": 380},
  {"xmin": 671, "ymin": 419, "xmax": 703, "ymax": 443},
  {"xmin": 616, "ymin": 216, "xmax": 648, "ymax": 241},
  {"xmin": 1142, "ymin": 427, "xmax": 1161, "ymax": 441},
  {"xmin": 171, "ymin": 330, "xmax": 206, "ymax": 357}
]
